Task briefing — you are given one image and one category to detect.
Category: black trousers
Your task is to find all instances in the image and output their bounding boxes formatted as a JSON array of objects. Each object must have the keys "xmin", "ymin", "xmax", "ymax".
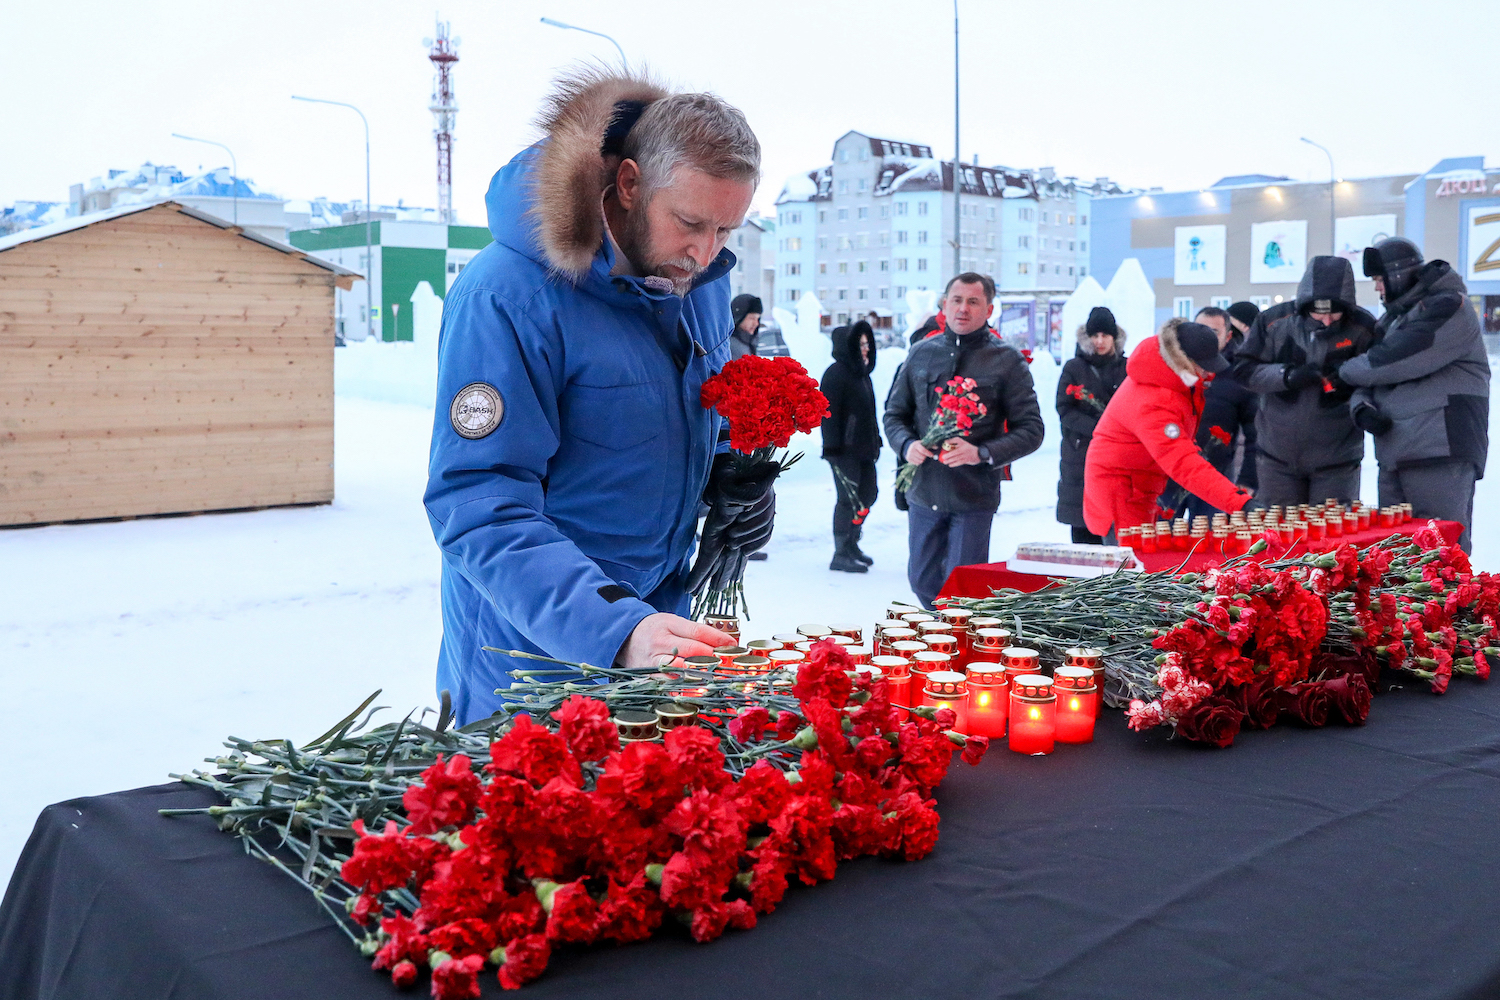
[{"xmin": 829, "ymin": 457, "xmax": 878, "ymax": 545}]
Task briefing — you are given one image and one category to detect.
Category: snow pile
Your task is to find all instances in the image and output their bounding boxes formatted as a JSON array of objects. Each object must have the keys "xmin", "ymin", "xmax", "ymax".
[
  {"xmin": 1105, "ymin": 259, "xmax": 1159, "ymax": 353},
  {"xmin": 335, "ymin": 282, "xmax": 442, "ymax": 407}
]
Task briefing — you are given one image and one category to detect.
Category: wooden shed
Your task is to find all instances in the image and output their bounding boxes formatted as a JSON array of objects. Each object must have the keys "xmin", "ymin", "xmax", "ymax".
[{"xmin": 0, "ymin": 201, "xmax": 360, "ymax": 526}]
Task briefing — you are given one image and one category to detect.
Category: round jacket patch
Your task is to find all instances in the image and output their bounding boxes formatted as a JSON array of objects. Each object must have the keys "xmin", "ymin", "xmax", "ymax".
[
  {"xmin": 1163, "ymin": 422, "xmax": 1181, "ymax": 440},
  {"xmin": 450, "ymin": 382, "xmax": 503, "ymax": 439}
]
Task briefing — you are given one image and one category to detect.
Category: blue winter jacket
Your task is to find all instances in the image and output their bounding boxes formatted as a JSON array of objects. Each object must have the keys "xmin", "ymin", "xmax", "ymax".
[{"xmin": 425, "ymin": 139, "xmax": 735, "ymax": 726}]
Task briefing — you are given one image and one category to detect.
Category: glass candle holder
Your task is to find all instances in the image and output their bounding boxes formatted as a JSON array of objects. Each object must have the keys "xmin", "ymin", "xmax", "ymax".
[
  {"xmin": 1172, "ymin": 524, "xmax": 1190, "ymax": 551},
  {"xmin": 1212, "ymin": 526, "xmax": 1230, "ymax": 555},
  {"xmin": 924, "ymin": 634, "xmax": 958, "ymax": 658},
  {"xmin": 911, "ymin": 650, "xmax": 952, "ymax": 694},
  {"xmin": 1234, "ymin": 529, "xmax": 1253, "ymax": 555},
  {"xmin": 1053, "ymin": 666, "xmax": 1097, "ymax": 744},
  {"xmin": 771, "ymin": 633, "xmax": 801, "ymax": 649},
  {"xmin": 965, "ymin": 662, "xmax": 1008, "ymax": 738},
  {"xmin": 1117, "ymin": 525, "xmax": 1138, "ymax": 550},
  {"xmin": 1400, "ymin": 502, "xmax": 1413, "ymax": 523},
  {"xmin": 1001, "ymin": 646, "xmax": 1041, "ymax": 689},
  {"xmin": 654, "ymin": 702, "xmax": 699, "ymax": 731},
  {"xmin": 767, "ymin": 649, "xmax": 804, "ymax": 671},
  {"xmin": 921, "ymin": 670, "xmax": 969, "ymax": 733},
  {"xmin": 1139, "ymin": 527, "xmax": 1158, "ymax": 554},
  {"xmin": 917, "ymin": 621, "xmax": 955, "ymax": 642},
  {"xmin": 793, "ymin": 640, "xmax": 818, "ymax": 653},
  {"xmin": 872, "ymin": 654, "xmax": 912, "ymax": 710},
  {"xmin": 829, "ymin": 623, "xmax": 863, "ymax": 642},
  {"xmin": 746, "ymin": 638, "xmax": 781, "ymax": 655},
  {"xmin": 1325, "ymin": 513, "xmax": 1343, "ymax": 538},
  {"xmin": 879, "ymin": 627, "xmax": 919, "ymax": 655},
  {"xmin": 1008, "ymin": 675, "xmax": 1056, "ymax": 755},
  {"xmin": 732, "ymin": 655, "xmax": 771, "ymax": 676},
  {"xmin": 901, "ymin": 611, "xmax": 937, "ymax": 625},
  {"xmin": 845, "ymin": 645, "xmax": 872, "ymax": 665},
  {"xmin": 939, "ymin": 607, "xmax": 972, "ymax": 632},
  {"xmin": 1064, "ymin": 647, "xmax": 1106, "ymax": 716},
  {"xmin": 797, "ymin": 624, "xmax": 832, "ymax": 640},
  {"xmin": 886, "ymin": 603, "xmax": 914, "ymax": 621},
  {"xmin": 1307, "ymin": 516, "xmax": 1326, "ymax": 542},
  {"xmin": 714, "ymin": 646, "xmax": 748, "ymax": 670},
  {"xmin": 889, "ymin": 639, "xmax": 929, "ymax": 664},
  {"xmin": 824, "ymin": 635, "xmax": 856, "ymax": 647},
  {"xmin": 683, "ymin": 654, "xmax": 719, "ymax": 674},
  {"xmin": 969, "ymin": 615, "xmax": 1004, "ymax": 631},
  {"xmin": 1344, "ymin": 511, "xmax": 1360, "ymax": 535},
  {"xmin": 704, "ymin": 615, "xmax": 739, "ymax": 642},
  {"xmin": 613, "ymin": 710, "xmax": 660, "ymax": 742},
  {"xmin": 1358, "ymin": 506, "xmax": 1372, "ymax": 531},
  {"xmin": 971, "ymin": 627, "xmax": 1012, "ymax": 658}
]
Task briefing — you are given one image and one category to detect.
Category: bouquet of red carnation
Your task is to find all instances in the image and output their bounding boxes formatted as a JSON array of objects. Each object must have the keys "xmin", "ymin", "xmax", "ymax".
[
  {"xmin": 689, "ymin": 355, "xmax": 829, "ymax": 618},
  {"xmin": 893, "ymin": 376, "xmax": 987, "ymax": 493},
  {"xmin": 1064, "ymin": 382, "xmax": 1106, "ymax": 415}
]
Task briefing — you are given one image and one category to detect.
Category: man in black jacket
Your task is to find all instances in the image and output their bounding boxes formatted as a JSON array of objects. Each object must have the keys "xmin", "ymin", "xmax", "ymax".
[
  {"xmin": 884, "ymin": 272, "xmax": 1045, "ymax": 608},
  {"xmin": 1182, "ymin": 303, "xmax": 1260, "ymax": 518},
  {"xmin": 821, "ymin": 321, "xmax": 881, "ymax": 572},
  {"xmin": 1341, "ymin": 237, "xmax": 1490, "ymax": 551},
  {"xmin": 1230, "ymin": 256, "xmax": 1377, "ymax": 507}
]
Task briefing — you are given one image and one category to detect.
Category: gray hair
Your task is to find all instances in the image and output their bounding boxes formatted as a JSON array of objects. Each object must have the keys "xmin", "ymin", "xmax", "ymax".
[{"xmin": 623, "ymin": 92, "xmax": 761, "ymax": 200}]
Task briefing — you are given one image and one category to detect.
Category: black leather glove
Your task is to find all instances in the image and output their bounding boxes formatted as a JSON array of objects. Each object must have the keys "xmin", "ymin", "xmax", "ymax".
[
  {"xmin": 1283, "ymin": 364, "xmax": 1323, "ymax": 391},
  {"xmin": 685, "ymin": 455, "xmax": 779, "ymax": 597},
  {"xmin": 1353, "ymin": 406, "xmax": 1394, "ymax": 436}
]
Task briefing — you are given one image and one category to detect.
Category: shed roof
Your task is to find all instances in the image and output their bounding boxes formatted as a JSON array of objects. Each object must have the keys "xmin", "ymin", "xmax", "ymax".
[{"xmin": 0, "ymin": 200, "xmax": 362, "ymax": 288}]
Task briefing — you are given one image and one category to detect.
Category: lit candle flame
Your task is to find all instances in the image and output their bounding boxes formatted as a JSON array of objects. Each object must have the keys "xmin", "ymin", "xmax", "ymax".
[
  {"xmin": 978, "ymin": 692, "xmax": 990, "ymax": 707},
  {"xmin": 1028, "ymin": 707, "xmax": 1040, "ymax": 721},
  {"xmin": 1069, "ymin": 697, "xmax": 1080, "ymax": 711}
]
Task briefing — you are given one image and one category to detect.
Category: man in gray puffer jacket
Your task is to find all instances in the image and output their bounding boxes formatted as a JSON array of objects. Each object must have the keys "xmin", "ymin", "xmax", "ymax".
[
  {"xmin": 1340, "ymin": 237, "xmax": 1490, "ymax": 551},
  {"xmin": 1230, "ymin": 256, "xmax": 1378, "ymax": 506}
]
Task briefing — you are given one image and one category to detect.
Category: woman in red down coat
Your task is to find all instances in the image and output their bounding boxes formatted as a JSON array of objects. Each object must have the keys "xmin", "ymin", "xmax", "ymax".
[{"xmin": 1084, "ymin": 318, "xmax": 1256, "ymax": 539}]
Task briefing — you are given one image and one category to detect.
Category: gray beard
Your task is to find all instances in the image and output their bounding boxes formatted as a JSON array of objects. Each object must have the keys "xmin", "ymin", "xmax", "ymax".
[{"xmin": 619, "ymin": 206, "xmax": 702, "ymax": 296}]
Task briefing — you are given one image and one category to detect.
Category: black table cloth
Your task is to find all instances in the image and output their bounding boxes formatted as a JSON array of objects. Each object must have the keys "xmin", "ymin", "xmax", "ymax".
[{"xmin": 6, "ymin": 676, "xmax": 1500, "ymax": 1000}]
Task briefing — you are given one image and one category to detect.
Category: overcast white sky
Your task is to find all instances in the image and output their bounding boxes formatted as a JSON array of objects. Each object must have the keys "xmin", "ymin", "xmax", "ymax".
[{"xmin": 3, "ymin": 0, "xmax": 1497, "ymax": 226}]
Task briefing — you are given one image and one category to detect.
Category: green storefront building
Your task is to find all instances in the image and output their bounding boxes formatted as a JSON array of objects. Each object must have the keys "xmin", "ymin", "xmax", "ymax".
[{"xmin": 290, "ymin": 220, "xmax": 491, "ymax": 342}]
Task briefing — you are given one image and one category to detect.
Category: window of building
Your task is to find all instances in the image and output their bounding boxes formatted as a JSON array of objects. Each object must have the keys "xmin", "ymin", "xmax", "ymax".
[
  {"xmin": 839, "ymin": 150, "xmax": 848, "ymax": 163},
  {"xmin": 1068, "ymin": 241, "xmax": 1075, "ymax": 251},
  {"xmin": 1079, "ymin": 267, "xmax": 1086, "ymax": 277},
  {"xmin": 1079, "ymin": 240, "xmax": 1086, "ymax": 252},
  {"xmin": 896, "ymin": 230, "xmax": 909, "ymax": 244},
  {"xmin": 917, "ymin": 202, "xmax": 929, "ymax": 216},
  {"xmin": 896, "ymin": 201, "xmax": 909, "ymax": 216},
  {"xmin": 1210, "ymin": 296, "xmax": 1232, "ymax": 310},
  {"xmin": 917, "ymin": 230, "xmax": 929, "ymax": 244},
  {"xmin": 988, "ymin": 206, "xmax": 997, "ymax": 220},
  {"xmin": 736, "ymin": 259, "xmax": 744, "ymax": 272},
  {"xmin": 857, "ymin": 260, "xmax": 867, "ymax": 273},
  {"xmin": 878, "ymin": 231, "xmax": 889, "ymax": 247},
  {"xmin": 1080, "ymin": 215, "xmax": 1088, "ymax": 225},
  {"xmin": 836, "ymin": 311, "xmax": 848, "ymax": 324},
  {"xmin": 838, "ymin": 288, "xmax": 848, "ymax": 300},
  {"xmin": 986, "ymin": 233, "xmax": 996, "ymax": 249},
  {"xmin": 818, "ymin": 237, "xmax": 828, "ymax": 250},
  {"xmin": 895, "ymin": 285, "xmax": 907, "ymax": 297},
  {"xmin": 785, "ymin": 262, "xmax": 801, "ymax": 276},
  {"xmin": 818, "ymin": 287, "xmax": 828, "ymax": 300},
  {"xmin": 790, "ymin": 211, "xmax": 801, "ymax": 224},
  {"xmin": 859, "ymin": 146, "xmax": 870, "ymax": 161},
  {"xmin": 787, "ymin": 237, "xmax": 801, "ymax": 251},
  {"xmin": 736, "ymin": 234, "xmax": 744, "ymax": 247},
  {"xmin": 917, "ymin": 258, "xmax": 928, "ymax": 271},
  {"xmin": 1018, "ymin": 235, "xmax": 1030, "ymax": 249},
  {"xmin": 837, "ymin": 208, "xmax": 849, "ymax": 221},
  {"xmin": 855, "ymin": 233, "xmax": 868, "ymax": 248},
  {"xmin": 879, "ymin": 259, "xmax": 889, "ymax": 271},
  {"xmin": 1041, "ymin": 211, "xmax": 1049, "ymax": 224},
  {"xmin": 879, "ymin": 287, "xmax": 889, "ymax": 299},
  {"xmin": 786, "ymin": 288, "xmax": 800, "ymax": 302},
  {"xmin": 1018, "ymin": 207, "xmax": 1034, "ymax": 222},
  {"xmin": 838, "ymin": 261, "xmax": 848, "ymax": 274},
  {"xmin": 819, "ymin": 262, "xmax": 827, "ymax": 274},
  {"xmin": 1173, "ymin": 296, "xmax": 1194, "ymax": 318},
  {"xmin": 879, "ymin": 205, "xmax": 889, "ymax": 219},
  {"xmin": 819, "ymin": 210, "xmax": 827, "ymax": 223},
  {"xmin": 1018, "ymin": 262, "xmax": 1030, "ymax": 275},
  {"xmin": 840, "ymin": 181, "xmax": 850, "ymax": 195},
  {"xmin": 858, "ymin": 179, "xmax": 868, "ymax": 192},
  {"xmin": 1251, "ymin": 295, "xmax": 1272, "ymax": 308},
  {"xmin": 1068, "ymin": 266, "xmax": 1075, "ymax": 276},
  {"xmin": 857, "ymin": 206, "xmax": 868, "ymax": 219},
  {"xmin": 985, "ymin": 259, "xmax": 994, "ymax": 273},
  {"xmin": 895, "ymin": 258, "xmax": 908, "ymax": 271},
  {"xmin": 857, "ymin": 288, "xmax": 868, "ymax": 300},
  {"xmin": 837, "ymin": 235, "xmax": 850, "ymax": 250}
]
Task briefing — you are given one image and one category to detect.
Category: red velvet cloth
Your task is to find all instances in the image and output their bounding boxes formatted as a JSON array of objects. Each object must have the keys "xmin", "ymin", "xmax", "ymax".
[{"xmin": 937, "ymin": 520, "xmax": 1463, "ymax": 600}]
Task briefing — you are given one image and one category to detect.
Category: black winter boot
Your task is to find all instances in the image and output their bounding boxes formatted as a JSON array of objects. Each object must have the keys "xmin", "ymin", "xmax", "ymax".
[
  {"xmin": 849, "ymin": 523, "xmax": 873, "ymax": 565},
  {"xmin": 830, "ymin": 530, "xmax": 868, "ymax": 573}
]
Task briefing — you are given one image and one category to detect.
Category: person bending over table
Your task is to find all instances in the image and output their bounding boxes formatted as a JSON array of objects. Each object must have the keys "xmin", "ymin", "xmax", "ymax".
[
  {"xmin": 425, "ymin": 69, "xmax": 766, "ymax": 726},
  {"xmin": 1083, "ymin": 319, "xmax": 1258, "ymax": 542}
]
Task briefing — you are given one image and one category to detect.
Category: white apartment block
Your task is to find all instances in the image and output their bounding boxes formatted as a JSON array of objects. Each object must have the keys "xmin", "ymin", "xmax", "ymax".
[{"xmin": 775, "ymin": 131, "xmax": 1127, "ymax": 333}]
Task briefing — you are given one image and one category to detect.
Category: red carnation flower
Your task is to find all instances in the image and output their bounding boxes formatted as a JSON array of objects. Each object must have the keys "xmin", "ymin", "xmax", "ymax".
[
  {"xmin": 404, "ymin": 754, "xmax": 481, "ymax": 835},
  {"xmin": 488, "ymin": 715, "xmax": 582, "ymax": 789},
  {"xmin": 728, "ymin": 706, "xmax": 771, "ymax": 744},
  {"xmin": 552, "ymin": 695, "xmax": 619, "ymax": 762},
  {"xmin": 430, "ymin": 953, "xmax": 484, "ymax": 1000},
  {"xmin": 390, "ymin": 959, "xmax": 418, "ymax": 989},
  {"xmin": 496, "ymin": 933, "xmax": 551, "ymax": 991},
  {"xmin": 341, "ymin": 819, "xmax": 420, "ymax": 895},
  {"xmin": 544, "ymin": 880, "xmax": 599, "ymax": 944}
]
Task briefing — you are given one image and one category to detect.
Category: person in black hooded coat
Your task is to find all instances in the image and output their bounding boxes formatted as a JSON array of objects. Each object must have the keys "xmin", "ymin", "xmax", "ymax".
[
  {"xmin": 1056, "ymin": 307, "xmax": 1127, "ymax": 543},
  {"xmin": 821, "ymin": 321, "xmax": 881, "ymax": 571}
]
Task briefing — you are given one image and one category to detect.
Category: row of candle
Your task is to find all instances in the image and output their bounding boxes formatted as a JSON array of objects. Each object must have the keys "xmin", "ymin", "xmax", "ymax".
[
  {"xmin": 1120, "ymin": 500, "xmax": 1415, "ymax": 554},
  {"xmin": 700, "ymin": 611, "xmax": 1106, "ymax": 755}
]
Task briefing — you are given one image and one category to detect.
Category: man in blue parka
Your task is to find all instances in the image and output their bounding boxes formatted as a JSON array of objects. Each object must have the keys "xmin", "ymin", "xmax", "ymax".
[{"xmin": 425, "ymin": 69, "xmax": 768, "ymax": 725}]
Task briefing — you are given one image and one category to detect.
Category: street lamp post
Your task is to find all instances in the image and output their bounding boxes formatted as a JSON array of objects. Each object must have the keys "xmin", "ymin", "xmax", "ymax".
[
  {"xmin": 293, "ymin": 95, "xmax": 375, "ymax": 340},
  {"xmin": 952, "ymin": 0, "xmax": 961, "ymax": 278},
  {"xmin": 171, "ymin": 133, "xmax": 238, "ymax": 226},
  {"xmin": 539, "ymin": 17, "xmax": 628, "ymax": 70},
  {"xmin": 1301, "ymin": 137, "xmax": 1336, "ymax": 256}
]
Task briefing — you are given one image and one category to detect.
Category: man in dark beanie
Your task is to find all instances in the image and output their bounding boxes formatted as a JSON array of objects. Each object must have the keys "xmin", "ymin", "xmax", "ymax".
[
  {"xmin": 1339, "ymin": 238, "xmax": 1490, "ymax": 551},
  {"xmin": 1230, "ymin": 256, "xmax": 1377, "ymax": 507},
  {"xmin": 1084, "ymin": 318, "xmax": 1257, "ymax": 540},
  {"xmin": 729, "ymin": 293, "xmax": 762, "ymax": 360}
]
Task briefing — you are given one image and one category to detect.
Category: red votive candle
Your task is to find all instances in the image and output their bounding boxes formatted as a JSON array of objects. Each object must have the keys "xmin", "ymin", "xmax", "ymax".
[
  {"xmin": 797, "ymin": 624, "xmax": 832, "ymax": 640},
  {"xmin": 872, "ymin": 654, "xmax": 912, "ymax": 712},
  {"xmin": 1064, "ymin": 646, "xmax": 1106, "ymax": 716},
  {"xmin": 767, "ymin": 649, "xmax": 804, "ymax": 671},
  {"xmin": 922, "ymin": 670, "xmax": 969, "ymax": 733},
  {"xmin": 964, "ymin": 662, "xmax": 1008, "ymax": 738},
  {"xmin": 714, "ymin": 646, "xmax": 748, "ymax": 670},
  {"xmin": 1009, "ymin": 675, "xmax": 1056, "ymax": 755},
  {"xmin": 1002, "ymin": 646, "xmax": 1041, "ymax": 689},
  {"xmin": 772, "ymin": 633, "xmax": 801, "ymax": 649},
  {"xmin": 879, "ymin": 627, "xmax": 919, "ymax": 655},
  {"xmin": 1400, "ymin": 503, "xmax": 1413, "ymax": 523},
  {"xmin": 901, "ymin": 611, "xmax": 937, "ymax": 625},
  {"xmin": 1307, "ymin": 516, "xmax": 1326, "ymax": 542},
  {"xmin": 1325, "ymin": 513, "xmax": 1343, "ymax": 537},
  {"xmin": 971, "ymin": 627, "xmax": 1012, "ymax": 659},
  {"xmin": 732, "ymin": 655, "xmax": 770, "ymax": 676},
  {"xmin": 745, "ymin": 639, "xmax": 780, "ymax": 656},
  {"xmin": 830, "ymin": 623, "xmax": 863, "ymax": 642},
  {"xmin": 1139, "ymin": 527, "xmax": 1158, "ymax": 553},
  {"xmin": 1379, "ymin": 507, "xmax": 1395, "ymax": 528},
  {"xmin": 705, "ymin": 615, "xmax": 739, "ymax": 643},
  {"xmin": 1344, "ymin": 511, "xmax": 1359, "ymax": 535},
  {"xmin": 845, "ymin": 645, "xmax": 872, "ymax": 665},
  {"xmin": 1053, "ymin": 666, "xmax": 1098, "ymax": 744},
  {"xmin": 924, "ymin": 634, "xmax": 958, "ymax": 658},
  {"xmin": 911, "ymin": 651, "xmax": 952, "ymax": 695}
]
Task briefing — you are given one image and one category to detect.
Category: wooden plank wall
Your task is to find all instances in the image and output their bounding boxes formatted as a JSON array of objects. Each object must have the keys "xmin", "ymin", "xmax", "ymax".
[{"xmin": 0, "ymin": 204, "xmax": 336, "ymax": 525}]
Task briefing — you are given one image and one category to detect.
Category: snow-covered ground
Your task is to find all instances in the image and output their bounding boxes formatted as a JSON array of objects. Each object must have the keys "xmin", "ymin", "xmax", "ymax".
[{"xmin": 3, "ymin": 348, "xmax": 1496, "ymax": 887}]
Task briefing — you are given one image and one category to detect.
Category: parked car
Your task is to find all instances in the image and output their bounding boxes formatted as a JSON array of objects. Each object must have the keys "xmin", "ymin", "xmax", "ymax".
[{"xmin": 754, "ymin": 319, "xmax": 791, "ymax": 358}]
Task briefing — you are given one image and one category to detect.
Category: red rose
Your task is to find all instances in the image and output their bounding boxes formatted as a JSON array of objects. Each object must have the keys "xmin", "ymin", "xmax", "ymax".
[
  {"xmin": 496, "ymin": 933, "xmax": 551, "ymax": 990},
  {"xmin": 551, "ymin": 694, "xmax": 619, "ymax": 761},
  {"xmin": 1322, "ymin": 673, "xmax": 1372, "ymax": 725},
  {"xmin": 1174, "ymin": 695, "xmax": 1244, "ymax": 747},
  {"xmin": 1234, "ymin": 679, "xmax": 1281, "ymax": 730},
  {"xmin": 1282, "ymin": 683, "xmax": 1331, "ymax": 727}
]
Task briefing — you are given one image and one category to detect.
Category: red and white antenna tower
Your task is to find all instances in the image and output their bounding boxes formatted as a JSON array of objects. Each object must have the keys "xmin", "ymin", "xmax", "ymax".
[{"xmin": 427, "ymin": 21, "xmax": 460, "ymax": 224}]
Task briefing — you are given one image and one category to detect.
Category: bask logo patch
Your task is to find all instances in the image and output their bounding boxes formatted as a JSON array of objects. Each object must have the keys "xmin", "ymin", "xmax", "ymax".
[{"xmin": 450, "ymin": 382, "xmax": 503, "ymax": 439}]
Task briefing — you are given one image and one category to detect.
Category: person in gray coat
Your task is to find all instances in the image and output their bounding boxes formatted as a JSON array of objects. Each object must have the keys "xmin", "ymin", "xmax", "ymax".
[
  {"xmin": 1340, "ymin": 237, "xmax": 1490, "ymax": 552},
  {"xmin": 884, "ymin": 272, "xmax": 1045, "ymax": 608},
  {"xmin": 729, "ymin": 294, "xmax": 762, "ymax": 360},
  {"xmin": 1229, "ymin": 256, "xmax": 1377, "ymax": 506}
]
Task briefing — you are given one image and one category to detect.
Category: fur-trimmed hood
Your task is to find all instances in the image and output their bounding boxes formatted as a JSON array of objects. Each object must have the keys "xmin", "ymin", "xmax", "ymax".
[
  {"xmin": 1074, "ymin": 322, "xmax": 1127, "ymax": 357},
  {"xmin": 1126, "ymin": 321, "xmax": 1198, "ymax": 391},
  {"xmin": 527, "ymin": 68, "xmax": 670, "ymax": 278}
]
